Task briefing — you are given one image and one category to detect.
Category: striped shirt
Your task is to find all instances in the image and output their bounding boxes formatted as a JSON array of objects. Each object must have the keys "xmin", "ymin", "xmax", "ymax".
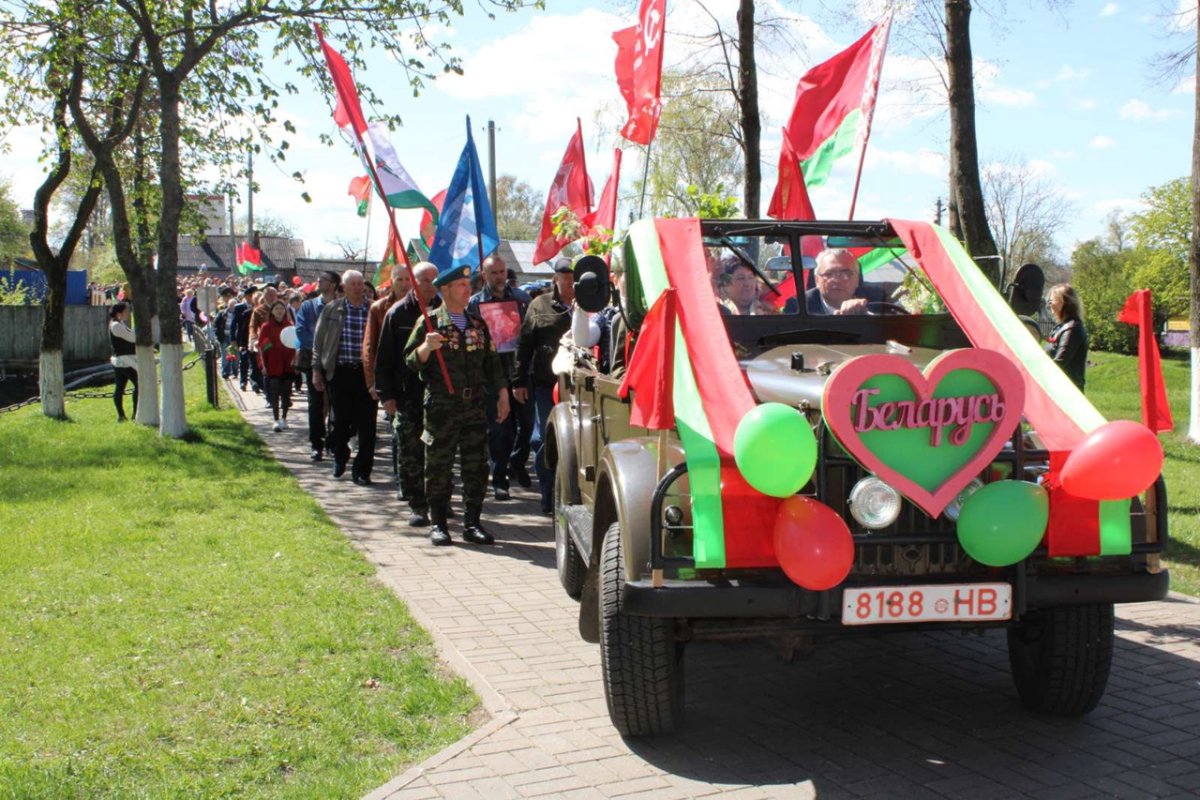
[
  {"xmin": 448, "ymin": 311, "xmax": 469, "ymax": 330},
  {"xmin": 338, "ymin": 299, "xmax": 370, "ymax": 364}
]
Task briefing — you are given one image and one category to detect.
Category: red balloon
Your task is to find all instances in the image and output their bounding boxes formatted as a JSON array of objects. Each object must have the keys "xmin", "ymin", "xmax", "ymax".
[
  {"xmin": 552, "ymin": 383, "xmax": 560, "ymax": 404},
  {"xmin": 772, "ymin": 497, "xmax": 855, "ymax": 591},
  {"xmin": 291, "ymin": 276, "xmax": 303, "ymax": 287},
  {"xmin": 1060, "ymin": 420, "xmax": 1164, "ymax": 500}
]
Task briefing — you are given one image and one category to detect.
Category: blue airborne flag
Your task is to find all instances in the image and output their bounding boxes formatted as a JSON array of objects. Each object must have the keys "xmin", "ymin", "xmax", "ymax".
[{"xmin": 428, "ymin": 117, "xmax": 499, "ymax": 284}]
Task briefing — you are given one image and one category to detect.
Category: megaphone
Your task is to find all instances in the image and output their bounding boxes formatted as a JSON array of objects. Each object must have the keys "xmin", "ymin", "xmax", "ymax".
[{"xmin": 573, "ymin": 255, "xmax": 611, "ymax": 313}]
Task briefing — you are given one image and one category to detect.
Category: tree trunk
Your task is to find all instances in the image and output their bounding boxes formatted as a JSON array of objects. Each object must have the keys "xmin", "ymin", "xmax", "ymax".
[
  {"xmin": 1189, "ymin": 0, "xmax": 1200, "ymax": 444},
  {"xmin": 737, "ymin": 0, "xmax": 761, "ymax": 218},
  {"xmin": 944, "ymin": 0, "xmax": 999, "ymax": 280},
  {"xmin": 156, "ymin": 78, "xmax": 188, "ymax": 438},
  {"xmin": 38, "ymin": 350, "xmax": 65, "ymax": 420}
]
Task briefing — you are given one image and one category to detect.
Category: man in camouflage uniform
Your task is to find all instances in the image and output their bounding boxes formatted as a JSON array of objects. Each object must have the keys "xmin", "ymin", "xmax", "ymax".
[{"xmin": 406, "ymin": 266, "xmax": 511, "ymax": 546}]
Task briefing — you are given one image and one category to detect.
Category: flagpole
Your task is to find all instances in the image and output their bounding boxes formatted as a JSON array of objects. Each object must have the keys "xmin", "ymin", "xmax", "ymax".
[
  {"xmin": 847, "ymin": 11, "xmax": 893, "ymax": 220},
  {"xmin": 637, "ymin": 139, "xmax": 654, "ymax": 219},
  {"xmin": 315, "ymin": 23, "xmax": 450, "ymax": 392},
  {"xmin": 362, "ymin": 189, "xmax": 373, "ymax": 270}
]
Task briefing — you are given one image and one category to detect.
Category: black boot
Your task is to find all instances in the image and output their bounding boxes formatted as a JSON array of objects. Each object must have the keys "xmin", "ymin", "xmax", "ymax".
[{"xmin": 429, "ymin": 507, "xmax": 451, "ymax": 546}]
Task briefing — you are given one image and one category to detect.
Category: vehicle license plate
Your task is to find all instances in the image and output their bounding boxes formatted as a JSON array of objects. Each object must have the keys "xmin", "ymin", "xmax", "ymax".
[{"xmin": 841, "ymin": 583, "xmax": 1012, "ymax": 626}]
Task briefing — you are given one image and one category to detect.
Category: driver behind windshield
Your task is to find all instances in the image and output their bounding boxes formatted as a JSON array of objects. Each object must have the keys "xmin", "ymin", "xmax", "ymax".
[{"xmin": 805, "ymin": 248, "xmax": 884, "ymax": 315}]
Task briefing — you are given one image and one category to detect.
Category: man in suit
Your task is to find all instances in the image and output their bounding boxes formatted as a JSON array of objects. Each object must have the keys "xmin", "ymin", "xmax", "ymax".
[{"xmin": 804, "ymin": 248, "xmax": 884, "ymax": 315}]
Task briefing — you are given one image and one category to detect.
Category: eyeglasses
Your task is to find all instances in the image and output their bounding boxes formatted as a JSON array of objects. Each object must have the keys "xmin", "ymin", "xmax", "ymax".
[{"xmin": 816, "ymin": 269, "xmax": 856, "ymax": 281}]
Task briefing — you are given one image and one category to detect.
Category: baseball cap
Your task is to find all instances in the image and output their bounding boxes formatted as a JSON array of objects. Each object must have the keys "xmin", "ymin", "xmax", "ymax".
[{"xmin": 553, "ymin": 257, "xmax": 573, "ymax": 274}]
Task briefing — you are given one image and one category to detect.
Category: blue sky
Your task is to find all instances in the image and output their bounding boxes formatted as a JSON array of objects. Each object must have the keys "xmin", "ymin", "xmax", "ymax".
[{"xmin": 1, "ymin": 0, "xmax": 1194, "ymax": 263}]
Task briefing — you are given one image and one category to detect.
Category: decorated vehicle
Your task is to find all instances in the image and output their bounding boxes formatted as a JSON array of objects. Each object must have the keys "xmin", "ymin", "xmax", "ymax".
[{"xmin": 547, "ymin": 217, "xmax": 1169, "ymax": 737}]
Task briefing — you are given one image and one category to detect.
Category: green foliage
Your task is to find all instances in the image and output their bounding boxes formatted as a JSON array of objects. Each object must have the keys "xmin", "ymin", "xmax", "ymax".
[
  {"xmin": 0, "ymin": 367, "xmax": 477, "ymax": 797},
  {"xmin": 1071, "ymin": 176, "xmax": 1192, "ymax": 355},
  {"xmin": 0, "ymin": 183, "xmax": 27, "ymax": 262},
  {"xmin": 0, "ymin": 269, "xmax": 35, "ymax": 305},
  {"xmin": 641, "ymin": 70, "xmax": 743, "ymax": 217},
  {"xmin": 1130, "ymin": 176, "xmax": 1189, "ymax": 254},
  {"xmin": 686, "ymin": 185, "xmax": 740, "ymax": 219},
  {"xmin": 1070, "ymin": 238, "xmax": 1136, "ymax": 354},
  {"xmin": 494, "ymin": 174, "xmax": 542, "ymax": 240}
]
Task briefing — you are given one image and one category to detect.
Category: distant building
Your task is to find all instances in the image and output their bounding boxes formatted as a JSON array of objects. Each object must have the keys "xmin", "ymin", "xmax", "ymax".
[
  {"xmin": 176, "ymin": 234, "xmax": 306, "ymax": 277},
  {"xmin": 187, "ymin": 194, "xmax": 230, "ymax": 236}
]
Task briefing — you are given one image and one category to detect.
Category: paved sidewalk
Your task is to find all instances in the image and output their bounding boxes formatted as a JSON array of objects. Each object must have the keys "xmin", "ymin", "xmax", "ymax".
[{"xmin": 230, "ymin": 383, "xmax": 1200, "ymax": 799}]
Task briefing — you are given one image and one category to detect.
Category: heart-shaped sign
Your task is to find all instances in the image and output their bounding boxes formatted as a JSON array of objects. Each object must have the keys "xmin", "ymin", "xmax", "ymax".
[{"xmin": 822, "ymin": 349, "xmax": 1025, "ymax": 518}]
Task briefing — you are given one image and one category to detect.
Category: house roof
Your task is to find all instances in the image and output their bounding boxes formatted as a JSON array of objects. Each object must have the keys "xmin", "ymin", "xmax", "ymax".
[{"xmin": 177, "ymin": 234, "xmax": 306, "ymax": 273}]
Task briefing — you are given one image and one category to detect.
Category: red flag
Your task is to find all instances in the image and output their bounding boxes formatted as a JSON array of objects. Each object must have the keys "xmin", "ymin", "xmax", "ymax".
[
  {"xmin": 764, "ymin": 272, "xmax": 797, "ymax": 310},
  {"xmin": 780, "ymin": 21, "xmax": 889, "ymax": 188},
  {"xmin": 314, "ymin": 25, "xmax": 368, "ymax": 137},
  {"xmin": 1117, "ymin": 289, "xmax": 1174, "ymax": 433},
  {"xmin": 420, "ymin": 189, "xmax": 447, "ymax": 249},
  {"xmin": 618, "ymin": 288, "xmax": 676, "ymax": 429},
  {"xmin": 767, "ymin": 130, "xmax": 816, "ymax": 221},
  {"xmin": 583, "ymin": 148, "xmax": 622, "ymax": 234},
  {"xmin": 613, "ymin": 0, "xmax": 666, "ymax": 146},
  {"xmin": 533, "ymin": 120, "xmax": 593, "ymax": 264}
]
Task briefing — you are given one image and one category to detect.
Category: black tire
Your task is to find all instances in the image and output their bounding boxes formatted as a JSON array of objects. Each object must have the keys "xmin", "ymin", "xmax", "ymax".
[
  {"xmin": 1007, "ymin": 603, "xmax": 1115, "ymax": 716},
  {"xmin": 599, "ymin": 521, "xmax": 683, "ymax": 736},
  {"xmin": 554, "ymin": 467, "xmax": 585, "ymax": 599}
]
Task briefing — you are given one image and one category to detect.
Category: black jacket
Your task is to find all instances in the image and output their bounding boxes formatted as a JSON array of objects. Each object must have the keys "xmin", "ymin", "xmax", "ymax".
[
  {"xmin": 374, "ymin": 290, "xmax": 442, "ymax": 405},
  {"xmin": 514, "ymin": 291, "xmax": 571, "ymax": 389},
  {"xmin": 1049, "ymin": 318, "xmax": 1088, "ymax": 390}
]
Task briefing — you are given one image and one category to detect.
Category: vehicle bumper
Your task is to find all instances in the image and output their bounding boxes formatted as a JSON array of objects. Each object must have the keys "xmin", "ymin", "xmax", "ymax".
[{"xmin": 621, "ymin": 570, "xmax": 1171, "ymax": 619}]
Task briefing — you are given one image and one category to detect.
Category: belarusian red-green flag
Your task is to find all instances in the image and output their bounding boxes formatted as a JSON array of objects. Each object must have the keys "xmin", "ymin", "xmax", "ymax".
[
  {"xmin": 348, "ymin": 175, "xmax": 371, "ymax": 217},
  {"xmin": 236, "ymin": 242, "xmax": 263, "ymax": 275},
  {"xmin": 779, "ymin": 16, "xmax": 891, "ymax": 189}
]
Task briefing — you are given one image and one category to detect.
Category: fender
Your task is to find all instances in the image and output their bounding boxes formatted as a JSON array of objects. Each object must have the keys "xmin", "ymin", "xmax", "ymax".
[
  {"xmin": 593, "ymin": 437, "xmax": 687, "ymax": 583},
  {"xmin": 543, "ymin": 401, "xmax": 580, "ymax": 504}
]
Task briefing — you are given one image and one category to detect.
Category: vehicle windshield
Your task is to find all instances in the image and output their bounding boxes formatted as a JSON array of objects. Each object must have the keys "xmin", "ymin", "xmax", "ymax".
[{"xmin": 702, "ymin": 233, "xmax": 946, "ymax": 317}]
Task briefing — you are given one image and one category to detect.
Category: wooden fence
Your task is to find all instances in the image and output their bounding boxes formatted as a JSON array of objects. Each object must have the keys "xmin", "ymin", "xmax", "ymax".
[{"xmin": 0, "ymin": 306, "xmax": 114, "ymax": 363}]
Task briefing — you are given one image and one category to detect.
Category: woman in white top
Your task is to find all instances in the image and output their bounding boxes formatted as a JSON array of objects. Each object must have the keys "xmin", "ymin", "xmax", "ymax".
[{"xmin": 109, "ymin": 302, "xmax": 138, "ymax": 421}]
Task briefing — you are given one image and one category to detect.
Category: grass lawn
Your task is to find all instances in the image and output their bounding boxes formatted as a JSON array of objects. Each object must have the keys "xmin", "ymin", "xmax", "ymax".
[
  {"xmin": 0, "ymin": 364, "xmax": 477, "ymax": 798},
  {"xmin": 1086, "ymin": 350, "xmax": 1199, "ymax": 597}
]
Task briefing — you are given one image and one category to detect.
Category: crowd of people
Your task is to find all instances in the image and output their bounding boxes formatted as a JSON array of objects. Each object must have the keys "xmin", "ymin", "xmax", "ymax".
[
  {"xmin": 105, "ymin": 248, "xmax": 1089, "ymax": 542},
  {"xmin": 164, "ymin": 257, "xmax": 591, "ymax": 547}
]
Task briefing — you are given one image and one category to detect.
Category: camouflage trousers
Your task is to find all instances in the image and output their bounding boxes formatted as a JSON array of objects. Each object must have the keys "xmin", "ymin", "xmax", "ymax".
[
  {"xmin": 393, "ymin": 399, "xmax": 427, "ymax": 513},
  {"xmin": 422, "ymin": 393, "xmax": 488, "ymax": 526}
]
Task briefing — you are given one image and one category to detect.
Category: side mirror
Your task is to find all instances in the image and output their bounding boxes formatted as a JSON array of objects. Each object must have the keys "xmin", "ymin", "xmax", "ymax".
[
  {"xmin": 573, "ymin": 255, "xmax": 611, "ymax": 313},
  {"xmin": 1006, "ymin": 262, "xmax": 1045, "ymax": 317}
]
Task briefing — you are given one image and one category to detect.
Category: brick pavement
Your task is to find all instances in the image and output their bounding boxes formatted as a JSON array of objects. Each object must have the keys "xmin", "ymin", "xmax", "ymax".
[{"xmin": 229, "ymin": 382, "xmax": 1200, "ymax": 799}]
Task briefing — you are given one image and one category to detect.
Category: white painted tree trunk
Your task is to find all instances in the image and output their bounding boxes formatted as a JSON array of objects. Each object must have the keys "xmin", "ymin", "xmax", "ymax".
[
  {"xmin": 1189, "ymin": 346, "xmax": 1199, "ymax": 443},
  {"xmin": 159, "ymin": 343, "xmax": 188, "ymax": 438},
  {"xmin": 39, "ymin": 350, "xmax": 65, "ymax": 420},
  {"xmin": 134, "ymin": 345, "xmax": 159, "ymax": 426}
]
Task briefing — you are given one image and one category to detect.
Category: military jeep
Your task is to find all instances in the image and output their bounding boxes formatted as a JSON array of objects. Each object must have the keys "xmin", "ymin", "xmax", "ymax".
[{"xmin": 545, "ymin": 218, "xmax": 1169, "ymax": 737}]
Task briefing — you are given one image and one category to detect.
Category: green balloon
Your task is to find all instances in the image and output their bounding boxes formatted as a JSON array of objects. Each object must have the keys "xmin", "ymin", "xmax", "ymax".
[
  {"xmin": 956, "ymin": 480, "xmax": 1049, "ymax": 567},
  {"xmin": 733, "ymin": 403, "xmax": 817, "ymax": 498}
]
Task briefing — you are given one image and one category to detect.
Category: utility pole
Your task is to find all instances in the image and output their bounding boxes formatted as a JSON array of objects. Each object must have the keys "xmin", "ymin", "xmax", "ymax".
[
  {"xmin": 487, "ymin": 119, "xmax": 498, "ymax": 221},
  {"xmin": 228, "ymin": 192, "xmax": 237, "ymax": 272},
  {"xmin": 246, "ymin": 149, "xmax": 254, "ymax": 241}
]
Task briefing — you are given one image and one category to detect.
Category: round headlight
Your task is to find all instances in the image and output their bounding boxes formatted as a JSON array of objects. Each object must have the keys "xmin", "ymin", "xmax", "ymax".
[
  {"xmin": 848, "ymin": 477, "xmax": 902, "ymax": 530},
  {"xmin": 943, "ymin": 478, "xmax": 984, "ymax": 522}
]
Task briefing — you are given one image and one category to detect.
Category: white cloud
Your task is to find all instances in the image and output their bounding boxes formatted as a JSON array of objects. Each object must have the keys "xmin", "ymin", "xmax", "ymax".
[
  {"xmin": 1089, "ymin": 135, "xmax": 1116, "ymax": 149},
  {"xmin": 1119, "ymin": 99, "xmax": 1174, "ymax": 120},
  {"xmin": 1077, "ymin": 98, "xmax": 1097, "ymax": 110},
  {"xmin": 973, "ymin": 60, "xmax": 1036, "ymax": 108},
  {"xmin": 1055, "ymin": 65, "xmax": 1090, "ymax": 82},
  {"xmin": 1172, "ymin": 74, "xmax": 1195, "ymax": 94},
  {"xmin": 1092, "ymin": 197, "xmax": 1144, "ymax": 216},
  {"xmin": 1100, "ymin": 3, "xmax": 1119, "ymax": 17},
  {"xmin": 866, "ymin": 147, "xmax": 948, "ymax": 177}
]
